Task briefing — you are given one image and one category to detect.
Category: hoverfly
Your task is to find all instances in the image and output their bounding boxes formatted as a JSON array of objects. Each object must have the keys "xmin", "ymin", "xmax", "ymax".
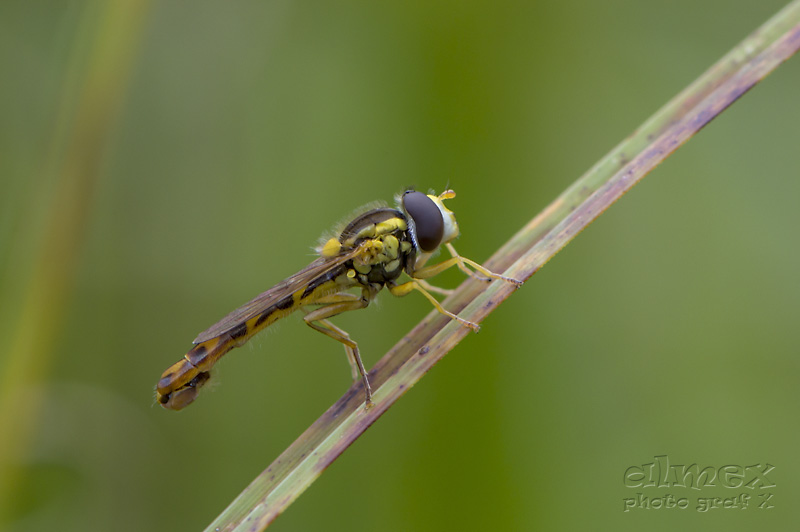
[{"xmin": 156, "ymin": 189, "xmax": 520, "ymax": 410}]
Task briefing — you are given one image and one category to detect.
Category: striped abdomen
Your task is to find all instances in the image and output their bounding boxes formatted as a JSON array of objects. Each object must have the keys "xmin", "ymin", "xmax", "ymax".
[{"xmin": 156, "ymin": 264, "xmax": 351, "ymax": 410}]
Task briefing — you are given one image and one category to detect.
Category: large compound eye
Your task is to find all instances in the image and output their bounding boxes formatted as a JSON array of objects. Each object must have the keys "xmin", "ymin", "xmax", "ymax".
[{"xmin": 402, "ymin": 191, "xmax": 444, "ymax": 252}]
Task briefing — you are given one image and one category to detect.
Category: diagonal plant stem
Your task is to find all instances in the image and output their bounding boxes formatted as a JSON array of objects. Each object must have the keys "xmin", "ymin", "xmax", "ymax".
[{"xmin": 207, "ymin": 3, "xmax": 800, "ymax": 530}]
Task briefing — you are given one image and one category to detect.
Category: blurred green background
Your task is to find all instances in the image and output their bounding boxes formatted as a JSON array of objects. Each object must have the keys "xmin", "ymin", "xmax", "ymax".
[{"xmin": 1, "ymin": 1, "xmax": 798, "ymax": 530}]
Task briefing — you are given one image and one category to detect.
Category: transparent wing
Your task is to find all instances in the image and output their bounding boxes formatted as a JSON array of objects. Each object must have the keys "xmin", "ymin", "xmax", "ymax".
[{"xmin": 192, "ymin": 244, "xmax": 365, "ymax": 344}]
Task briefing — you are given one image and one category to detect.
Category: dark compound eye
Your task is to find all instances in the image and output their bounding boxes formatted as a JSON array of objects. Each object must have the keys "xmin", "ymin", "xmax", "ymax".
[{"xmin": 402, "ymin": 191, "xmax": 444, "ymax": 252}]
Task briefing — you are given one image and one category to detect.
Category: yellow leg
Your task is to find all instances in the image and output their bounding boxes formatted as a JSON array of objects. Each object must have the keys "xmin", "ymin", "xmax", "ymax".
[
  {"xmin": 416, "ymin": 279, "xmax": 455, "ymax": 297},
  {"xmin": 448, "ymin": 243, "xmax": 522, "ymax": 286},
  {"xmin": 303, "ymin": 297, "xmax": 374, "ymax": 407},
  {"xmin": 388, "ymin": 280, "xmax": 480, "ymax": 332},
  {"xmin": 299, "ymin": 297, "xmax": 356, "ymax": 381},
  {"xmin": 411, "ymin": 243, "xmax": 522, "ymax": 287}
]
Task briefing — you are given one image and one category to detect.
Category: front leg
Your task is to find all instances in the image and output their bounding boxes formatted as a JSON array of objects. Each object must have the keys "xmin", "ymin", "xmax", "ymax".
[
  {"xmin": 388, "ymin": 280, "xmax": 480, "ymax": 332},
  {"xmin": 411, "ymin": 243, "xmax": 523, "ymax": 287}
]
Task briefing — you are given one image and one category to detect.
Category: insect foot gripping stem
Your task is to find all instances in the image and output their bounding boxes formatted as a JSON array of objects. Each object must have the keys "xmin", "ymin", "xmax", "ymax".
[{"xmin": 388, "ymin": 280, "xmax": 481, "ymax": 332}]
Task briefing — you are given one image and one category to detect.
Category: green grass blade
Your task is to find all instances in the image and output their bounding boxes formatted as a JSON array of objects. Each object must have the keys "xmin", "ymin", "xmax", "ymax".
[
  {"xmin": 0, "ymin": 2, "xmax": 151, "ymax": 522},
  {"xmin": 206, "ymin": 3, "xmax": 800, "ymax": 530}
]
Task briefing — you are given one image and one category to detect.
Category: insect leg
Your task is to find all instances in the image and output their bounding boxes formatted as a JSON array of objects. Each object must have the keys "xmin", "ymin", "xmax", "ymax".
[
  {"xmin": 303, "ymin": 295, "xmax": 374, "ymax": 406},
  {"xmin": 415, "ymin": 279, "xmax": 455, "ymax": 297},
  {"xmin": 301, "ymin": 292, "xmax": 363, "ymax": 380},
  {"xmin": 445, "ymin": 243, "xmax": 522, "ymax": 285},
  {"xmin": 388, "ymin": 280, "xmax": 480, "ymax": 332},
  {"xmin": 411, "ymin": 243, "xmax": 522, "ymax": 286}
]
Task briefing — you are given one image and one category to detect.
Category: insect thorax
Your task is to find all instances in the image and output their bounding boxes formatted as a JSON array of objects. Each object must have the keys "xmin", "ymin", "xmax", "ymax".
[{"xmin": 339, "ymin": 207, "xmax": 416, "ymax": 287}]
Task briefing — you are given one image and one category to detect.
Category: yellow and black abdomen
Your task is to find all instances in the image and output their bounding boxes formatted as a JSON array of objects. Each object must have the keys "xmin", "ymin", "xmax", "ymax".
[{"xmin": 157, "ymin": 262, "xmax": 352, "ymax": 410}]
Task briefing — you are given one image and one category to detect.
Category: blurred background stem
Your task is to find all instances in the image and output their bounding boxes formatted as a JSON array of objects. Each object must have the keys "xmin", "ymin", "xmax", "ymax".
[{"xmin": 0, "ymin": 2, "xmax": 150, "ymax": 521}]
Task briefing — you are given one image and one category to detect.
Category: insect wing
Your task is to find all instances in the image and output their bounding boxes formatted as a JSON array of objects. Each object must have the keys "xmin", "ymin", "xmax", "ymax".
[{"xmin": 192, "ymin": 245, "xmax": 364, "ymax": 344}]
